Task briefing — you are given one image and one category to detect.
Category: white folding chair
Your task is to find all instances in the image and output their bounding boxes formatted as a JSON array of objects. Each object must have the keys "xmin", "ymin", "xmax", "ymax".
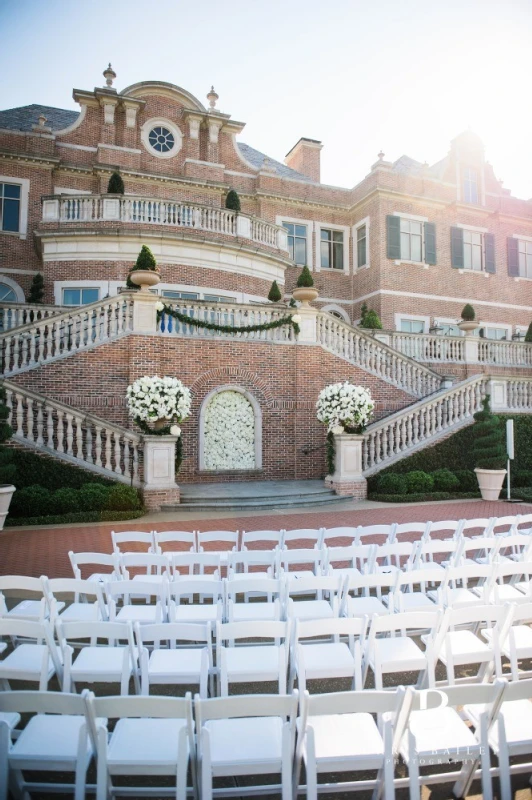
[
  {"xmin": 119, "ymin": 552, "xmax": 171, "ymax": 582},
  {"xmin": 241, "ymin": 529, "xmax": 282, "ymax": 550},
  {"xmin": 227, "ymin": 549, "xmax": 279, "ymax": 580},
  {"xmin": 135, "ymin": 620, "xmax": 213, "ymax": 698},
  {"xmin": 106, "ymin": 579, "xmax": 167, "ymax": 624},
  {"xmin": 397, "ymin": 681, "xmax": 506, "ymax": 800},
  {"xmin": 153, "ymin": 529, "xmax": 196, "ymax": 553},
  {"xmin": 285, "ymin": 575, "xmax": 342, "ymax": 621},
  {"xmin": 56, "ymin": 619, "xmax": 138, "ymax": 695},
  {"xmin": 68, "ymin": 551, "xmax": 121, "ymax": 583},
  {"xmin": 482, "ymin": 601, "xmax": 532, "ymax": 680},
  {"xmin": 85, "ymin": 692, "xmax": 195, "ymax": 800},
  {"xmin": 289, "ymin": 616, "xmax": 366, "ymax": 693},
  {"xmin": 480, "ymin": 560, "xmax": 532, "ymax": 604},
  {"xmin": 225, "ymin": 577, "xmax": 285, "ymax": 622},
  {"xmin": 279, "ymin": 547, "xmax": 326, "ymax": 580},
  {"xmin": 389, "ymin": 567, "xmax": 443, "ymax": 612},
  {"xmin": 425, "ymin": 519, "xmax": 463, "ymax": 540},
  {"xmin": 170, "ymin": 551, "xmax": 222, "ymax": 581},
  {"xmin": 194, "ymin": 691, "xmax": 298, "ymax": 800},
  {"xmin": 392, "ymin": 521, "xmax": 428, "ymax": 542},
  {"xmin": 280, "ymin": 528, "xmax": 322, "ymax": 549},
  {"xmin": 216, "ymin": 619, "xmax": 291, "ymax": 695},
  {"xmin": 294, "ymin": 687, "xmax": 404, "ymax": 800},
  {"xmin": 491, "ymin": 515, "xmax": 519, "ymax": 537},
  {"xmin": 0, "ymin": 690, "xmax": 97, "ymax": 800},
  {"xmin": 453, "ymin": 534, "xmax": 501, "ymax": 567},
  {"xmin": 168, "ymin": 579, "xmax": 224, "ymax": 624},
  {"xmin": 373, "ymin": 541, "xmax": 417, "ymax": 573},
  {"xmin": 434, "ymin": 563, "xmax": 493, "ymax": 607},
  {"xmin": 111, "ymin": 530, "xmax": 155, "ymax": 553},
  {"xmin": 516, "ymin": 512, "xmax": 532, "ymax": 533},
  {"xmin": 0, "ymin": 575, "xmax": 55, "ymax": 622},
  {"xmin": 363, "ymin": 610, "xmax": 441, "ymax": 690},
  {"xmin": 461, "ymin": 517, "xmax": 495, "ymax": 538},
  {"xmin": 42, "ymin": 577, "xmax": 108, "ymax": 622},
  {"xmin": 325, "ymin": 543, "xmax": 376, "ymax": 579},
  {"xmin": 427, "ymin": 603, "xmax": 512, "ymax": 685},
  {"xmin": 319, "ymin": 526, "xmax": 359, "ymax": 547},
  {"xmin": 496, "ymin": 532, "xmax": 532, "ymax": 563},
  {"xmin": 197, "ymin": 530, "xmax": 239, "ymax": 567},
  {"xmin": 341, "ymin": 571, "xmax": 397, "ymax": 617},
  {"xmin": 0, "ymin": 618, "xmax": 62, "ymax": 691},
  {"xmin": 413, "ymin": 537, "xmax": 460, "ymax": 572},
  {"xmin": 355, "ymin": 523, "xmax": 397, "ymax": 545}
]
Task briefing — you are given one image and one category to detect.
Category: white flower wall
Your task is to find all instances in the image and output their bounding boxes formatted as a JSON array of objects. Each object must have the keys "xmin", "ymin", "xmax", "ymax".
[{"xmin": 203, "ymin": 391, "xmax": 256, "ymax": 470}]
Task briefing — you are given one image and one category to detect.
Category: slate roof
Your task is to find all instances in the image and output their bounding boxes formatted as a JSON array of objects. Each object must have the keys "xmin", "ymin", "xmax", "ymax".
[
  {"xmin": 0, "ymin": 104, "xmax": 79, "ymax": 132},
  {"xmin": 238, "ymin": 142, "xmax": 315, "ymax": 183}
]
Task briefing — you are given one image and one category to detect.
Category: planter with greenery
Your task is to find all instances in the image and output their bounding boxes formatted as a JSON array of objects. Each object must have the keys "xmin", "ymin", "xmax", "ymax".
[
  {"xmin": 292, "ymin": 265, "xmax": 318, "ymax": 305},
  {"xmin": 458, "ymin": 303, "xmax": 479, "ymax": 335},
  {"xmin": 107, "ymin": 171, "xmax": 125, "ymax": 194},
  {"xmin": 268, "ymin": 280, "xmax": 282, "ymax": 303},
  {"xmin": 472, "ymin": 395, "xmax": 507, "ymax": 500},
  {"xmin": 225, "ymin": 189, "xmax": 241, "ymax": 212},
  {"xmin": 127, "ymin": 245, "xmax": 161, "ymax": 292},
  {"xmin": 0, "ymin": 386, "xmax": 16, "ymax": 529}
]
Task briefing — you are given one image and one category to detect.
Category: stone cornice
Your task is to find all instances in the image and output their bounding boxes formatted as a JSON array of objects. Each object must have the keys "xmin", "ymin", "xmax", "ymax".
[{"xmin": 0, "ymin": 149, "xmax": 60, "ymax": 168}]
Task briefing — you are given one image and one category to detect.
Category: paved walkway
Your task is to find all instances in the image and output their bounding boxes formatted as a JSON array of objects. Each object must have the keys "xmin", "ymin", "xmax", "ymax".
[{"xmin": 1, "ymin": 498, "xmax": 530, "ymax": 578}]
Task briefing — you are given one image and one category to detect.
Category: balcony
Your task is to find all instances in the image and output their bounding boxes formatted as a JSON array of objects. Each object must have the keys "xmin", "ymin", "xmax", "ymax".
[{"xmin": 40, "ymin": 195, "xmax": 289, "ymax": 254}]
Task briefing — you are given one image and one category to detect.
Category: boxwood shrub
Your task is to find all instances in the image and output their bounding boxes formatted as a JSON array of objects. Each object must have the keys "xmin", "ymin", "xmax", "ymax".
[
  {"xmin": 377, "ymin": 473, "xmax": 407, "ymax": 495},
  {"xmin": 405, "ymin": 471, "xmax": 434, "ymax": 494},
  {"xmin": 431, "ymin": 468, "xmax": 459, "ymax": 492}
]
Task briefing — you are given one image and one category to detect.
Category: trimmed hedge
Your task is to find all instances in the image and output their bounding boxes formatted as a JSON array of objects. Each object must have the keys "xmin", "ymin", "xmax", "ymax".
[
  {"xmin": 8, "ymin": 448, "xmax": 113, "ymax": 491},
  {"xmin": 369, "ymin": 491, "xmax": 480, "ymax": 503},
  {"xmin": 6, "ymin": 510, "xmax": 145, "ymax": 527}
]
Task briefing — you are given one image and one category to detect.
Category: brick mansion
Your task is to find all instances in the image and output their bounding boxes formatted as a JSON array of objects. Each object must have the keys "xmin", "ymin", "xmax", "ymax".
[{"xmin": 1, "ymin": 66, "xmax": 532, "ymax": 504}]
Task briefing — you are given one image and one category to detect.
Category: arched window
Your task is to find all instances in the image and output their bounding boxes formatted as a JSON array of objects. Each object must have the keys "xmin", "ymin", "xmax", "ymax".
[
  {"xmin": 0, "ymin": 283, "xmax": 18, "ymax": 302},
  {"xmin": 321, "ymin": 304, "xmax": 351, "ymax": 324},
  {"xmin": 199, "ymin": 386, "xmax": 262, "ymax": 471}
]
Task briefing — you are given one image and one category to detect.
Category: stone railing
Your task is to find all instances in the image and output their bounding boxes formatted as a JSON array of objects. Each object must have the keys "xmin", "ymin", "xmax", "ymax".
[
  {"xmin": 0, "ymin": 302, "xmax": 63, "ymax": 332},
  {"xmin": 0, "ymin": 296, "xmax": 134, "ymax": 376},
  {"xmin": 158, "ymin": 300, "xmax": 297, "ymax": 343},
  {"xmin": 362, "ymin": 375, "xmax": 489, "ymax": 475},
  {"xmin": 3, "ymin": 379, "xmax": 141, "ymax": 485},
  {"xmin": 316, "ymin": 315, "xmax": 442, "ymax": 398},
  {"xmin": 384, "ymin": 329, "xmax": 532, "ymax": 368},
  {"xmin": 41, "ymin": 195, "xmax": 289, "ymax": 253}
]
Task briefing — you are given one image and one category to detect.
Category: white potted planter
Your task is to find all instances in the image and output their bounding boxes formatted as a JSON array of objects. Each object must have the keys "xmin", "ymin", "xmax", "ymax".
[
  {"xmin": 292, "ymin": 286, "xmax": 318, "ymax": 306},
  {"xmin": 458, "ymin": 320, "xmax": 480, "ymax": 336},
  {"xmin": 129, "ymin": 270, "xmax": 161, "ymax": 293},
  {"xmin": 0, "ymin": 484, "xmax": 16, "ymax": 530},
  {"xmin": 474, "ymin": 468, "xmax": 506, "ymax": 501}
]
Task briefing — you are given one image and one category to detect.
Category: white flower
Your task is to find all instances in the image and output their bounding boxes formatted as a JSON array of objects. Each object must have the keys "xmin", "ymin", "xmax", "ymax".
[
  {"xmin": 126, "ymin": 375, "xmax": 192, "ymax": 423},
  {"xmin": 292, "ymin": 314, "xmax": 302, "ymax": 324},
  {"xmin": 170, "ymin": 425, "xmax": 181, "ymax": 437},
  {"xmin": 332, "ymin": 425, "xmax": 344, "ymax": 435},
  {"xmin": 154, "ymin": 301, "xmax": 164, "ymax": 312}
]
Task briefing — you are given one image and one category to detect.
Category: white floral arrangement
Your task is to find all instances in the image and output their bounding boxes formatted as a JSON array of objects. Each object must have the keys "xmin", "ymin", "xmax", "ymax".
[
  {"xmin": 204, "ymin": 390, "xmax": 255, "ymax": 470},
  {"xmin": 316, "ymin": 381, "xmax": 374, "ymax": 434},
  {"xmin": 126, "ymin": 375, "xmax": 191, "ymax": 428}
]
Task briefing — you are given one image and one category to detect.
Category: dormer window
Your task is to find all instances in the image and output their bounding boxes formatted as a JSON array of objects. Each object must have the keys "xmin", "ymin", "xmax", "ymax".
[{"xmin": 463, "ymin": 167, "xmax": 478, "ymax": 204}]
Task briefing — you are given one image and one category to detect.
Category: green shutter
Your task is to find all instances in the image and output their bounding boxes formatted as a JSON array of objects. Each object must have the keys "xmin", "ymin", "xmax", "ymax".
[
  {"xmin": 484, "ymin": 233, "xmax": 495, "ymax": 273},
  {"xmin": 386, "ymin": 215, "xmax": 401, "ymax": 260},
  {"xmin": 507, "ymin": 237, "xmax": 519, "ymax": 277},
  {"xmin": 451, "ymin": 226, "xmax": 464, "ymax": 268},
  {"xmin": 424, "ymin": 222, "xmax": 436, "ymax": 265}
]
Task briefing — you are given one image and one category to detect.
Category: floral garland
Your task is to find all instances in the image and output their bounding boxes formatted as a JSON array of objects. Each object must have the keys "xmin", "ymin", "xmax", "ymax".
[{"xmin": 156, "ymin": 302, "xmax": 301, "ymax": 336}]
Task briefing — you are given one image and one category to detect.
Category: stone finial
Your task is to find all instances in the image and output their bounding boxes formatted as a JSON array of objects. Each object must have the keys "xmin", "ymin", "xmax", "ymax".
[
  {"xmin": 38, "ymin": 114, "xmax": 47, "ymax": 127},
  {"xmin": 378, "ymin": 150, "xmax": 385, "ymax": 161},
  {"xmin": 207, "ymin": 85, "xmax": 219, "ymax": 111},
  {"xmin": 103, "ymin": 63, "xmax": 116, "ymax": 88}
]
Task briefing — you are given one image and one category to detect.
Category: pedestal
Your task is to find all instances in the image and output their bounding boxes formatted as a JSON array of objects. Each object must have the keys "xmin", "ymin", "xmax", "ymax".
[
  {"xmin": 131, "ymin": 291, "xmax": 160, "ymax": 334},
  {"xmin": 142, "ymin": 435, "xmax": 180, "ymax": 511},
  {"xmin": 325, "ymin": 433, "xmax": 367, "ymax": 499}
]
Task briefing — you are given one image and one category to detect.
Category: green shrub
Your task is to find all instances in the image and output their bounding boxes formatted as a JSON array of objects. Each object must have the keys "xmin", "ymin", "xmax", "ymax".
[
  {"xmin": 461, "ymin": 303, "xmax": 475, "ymax": 321},
  {"xmin": 27, "ymin": 273, "xmax": 44, "ymax": 304},
  {"xmin": 473, "ymin": 396, "xmax": 506, "ymax": 470},
  {"xmin": 296, "ymin": 265, "xmax": 314, "ymax": 288},
  {"xmin": 6, "ymin": 509, "xmax": 145, "ymax": 527},
  {"xmin": 133, "ymin": 245, "xmax": 157, "ymax": 272},
  {"xmin": 513, "ymin": 488, "xmax": 532, "ymax": 503},
  {"xmin": 105, "ymin": 484, "xmax": 142, "ymax": 512},
  {"xmin": 268, "ymin": 280, "xmax": 282, "ymax": 302},
  {"xmin": 525, "ymin": 323, "xmax": 532, "ymax": 343},
  {"xmin": 78, "ymin": 483, "xmax": 110, "ymax": 511},
  {"xmin": 6, "ymin": 448, "xmax": 112, "ymax": 491},
  {"xmin": 0, "ymin": 386, "xmax": 15, "ymax": 485},
  {"xmin": 377, "ymin": 473, "xmax": 407, "ymax": 495},
  {"xmin": 11, "ymin": 485, "xmax": 52, "ymax": 517},
  {"xmin": 431, "ymin": 468, "xmax": 459, "ymax": 492},
  {"xmin": 107, "ymin": 171, "xmax": 125, "ymax": 194},
  {"xmin": 52, "ymin": 487, "xmax": 80, "ymax": 514},
  {"xmin": 225, "ymin": 189, "xmax": 241, "ymax": 212},
  {"xmin": 453, "ymin": 470, "xmax": 478, "ymax": 492},
  {"xmin": 514, "ymin": 470, "xmax": 532, "ymax": 487},
  {"xmin": 359, "ymin": 302, "xmax": 383, "ymax": 330},
  {"xmin": 405, "ymin": 470, "xmax": 434, "ymax": 494}
]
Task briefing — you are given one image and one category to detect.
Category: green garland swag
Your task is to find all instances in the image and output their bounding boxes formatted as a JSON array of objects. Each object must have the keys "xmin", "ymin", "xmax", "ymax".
[
  {"xmin": 135, "ymin": 417, "xmax": 184, "ymax": 474},
  {"xmin": 157, "ymin": 304, "xmax": 300, "ymax": 336},
  {"xmin": 326, "ymin": 431, "xmax": 335, "ymax": 475}
]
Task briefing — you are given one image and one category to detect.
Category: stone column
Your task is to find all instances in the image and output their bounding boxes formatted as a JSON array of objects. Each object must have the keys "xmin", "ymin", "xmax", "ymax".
[
  {"xmin": 142, "ymin": 435, "xmax": 180, "ymax": 511},
  {"xmin": 325, "ymin": 433, "xmax": 367, "ymax": 499},
  {"xmin": 131, "ymin": 290, "xmax": 159, "ymax": 334},
  {"xmin": 489, "ymin": 378, "xmax": 508, "ymax": 411},
  {"xmin": 295, "ymin": 306, "xmax": 318, "ymax": 344}
]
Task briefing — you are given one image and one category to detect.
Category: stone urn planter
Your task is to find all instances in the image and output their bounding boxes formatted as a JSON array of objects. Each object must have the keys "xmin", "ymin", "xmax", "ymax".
[
  {"xmin": 474, "ymin": 468, "xmax": 507, "ymax": 501},
  {"xmin": 0, "ymin": 484, "xmax": 16, "ymax": 530},
  {"xmin": 292, "ymin": 287, "xmax": 319, "ymax": 306},
  {"xmin": 458, "ymin": 320, "xmax": 479, "ymax": 336},
  {"xmin": 129, "ymin": 270, "xmax": 161, "ymax": 293}
]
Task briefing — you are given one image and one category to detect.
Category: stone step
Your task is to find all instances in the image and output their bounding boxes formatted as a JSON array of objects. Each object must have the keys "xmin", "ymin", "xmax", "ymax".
[
  {"xmin": 162, "ymin": 493, "xmax": 353, "ymax": 512},
  {"xmin": 179, "ymin": 487, "xmax": 336, "ymax": 504}
]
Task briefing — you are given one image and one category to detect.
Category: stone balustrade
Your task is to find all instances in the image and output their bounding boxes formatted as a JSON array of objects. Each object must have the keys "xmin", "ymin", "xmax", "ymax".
[
  {"xmin": 384, "ymin": 329, "xmax": 532, "ymax": 368},
  {"xmin": 0, "ymin": 302, "xmax": 63, "ymax": 332},
  {"xmin": 0, "ymin": 296, "xmax": 134, "ymax": 376},
  {"xmin": 41, "ymin": 195, "xmax": 289, "ymax": 253},
  {"xmin": 158, "ymin": 300, "xmax": 296, "ymax": 342}
]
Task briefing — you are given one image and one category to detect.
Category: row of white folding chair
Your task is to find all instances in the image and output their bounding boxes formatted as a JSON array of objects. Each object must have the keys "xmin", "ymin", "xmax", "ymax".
[{"xmin": 4, "ymin": 677, "xmax": 531, "ymax": 800}]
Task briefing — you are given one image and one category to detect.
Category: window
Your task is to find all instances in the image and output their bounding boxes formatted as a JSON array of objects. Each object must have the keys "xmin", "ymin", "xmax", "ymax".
[
  {"xmin": 479, "ymin": 326, "xmax": 508, "ymax": 341},
  {"xmin": 463, "ymin": 229, "xmax": 483, "ymax": 271},
  {"xmin": 320, "ymin": 229, "xmax": 344, "ymax": 270},
  {"xmin": 400, "ymin": 218, "xmax": 422, "ymax": 262},
  {"xmin": 0, "ymin": 283, "xmax": 17, "ymax": 302},
  {"xmin": 400, "ymin": 318, "xmax": 425, "ymax": 334},
  {"xmin": 283, "ymin": 222, "xmax": 307, "ymax": 266},
  {"xmin": 148, "ymin": 126, "xmax": 175, "ymax": 154},
  {"xmin": 438, "ymin": 322, "xmax": 461, "ymax": 336},
  {"xmin": 0, "ymin": 183, "xmax": 21, "ymax": 232},
  {"xmin": 62, "ymin": 288, "xmax": 99, "ymax": 306},
  {"xmin": 162, "ymin": 290, "xmax": 199, "ymax": 301},
  {"xmin": 463, "ymin": 168, "xmax": 478, "ymax": 204},
  {"xmin": 203, "ymin": 294, "xmax": 235, "ymax": 303},
  {"xmin": 518, "ymin": 240, "xmax": 532, "ymax": 279},
  {"xmin": 356, "ymin": 225, "xmax": 367, "ymax": 267},
  {"xmin": 141, "ymin": 118, "xmax": 182, "ymax": 159}
]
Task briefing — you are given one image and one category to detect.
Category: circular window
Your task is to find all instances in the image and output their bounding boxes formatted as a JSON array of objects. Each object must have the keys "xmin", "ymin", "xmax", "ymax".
[{"xmin": 148, "ymin": 126, "xmax": 175, "ymax": 154}]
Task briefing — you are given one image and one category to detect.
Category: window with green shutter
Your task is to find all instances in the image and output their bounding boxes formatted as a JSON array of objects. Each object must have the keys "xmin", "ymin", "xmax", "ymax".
[
  {"xmin": 484, "ymin": 233, "xmax": 495, "ymax": 273},
  {"xmin": 386, "ymin": 215, "xmax": 401, "ymax": 260},
  {"xmin": 424, "ymin": 222, "xmax": 436, "ymax": 265},
  {"xmin": 508, "ymin": 237, "xmax": 519, "ymax": 277},
  {"xmin": 451, "ymin": 227, "xmax": 464, "ymax": 268}
]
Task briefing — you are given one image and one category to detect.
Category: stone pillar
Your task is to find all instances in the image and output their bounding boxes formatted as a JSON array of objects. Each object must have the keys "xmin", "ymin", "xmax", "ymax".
[
  {"xmin": 142, "ymin": 435, "xmax": 180, "ymax": 511},
  {"xmin": 236, "ymin": 214, "xmax": 251, "ymax": 239},
  {"xmin": 464, "ymin": 337, "xmax": 480, "ymax": 364},
  {"xmin": 131, "ymin": 291, "xmax": 159, "ymax": 334},
  {"xmin": 207, "ymin": 119, "xmax": 222, "ymax": 163},
  {"xmin": 325, "ymin": 433, "xmax": 367, "ymax": 499},
  {"xmin": 489, "ymin": 378, "xmax": 508, "ymax": 411},
  {"xmin": 373, "ymin": 332, "xmax": 391, "ymax": 346},
  {"xmin": 295, "ymin": 306, "xmax": 318, "ymax": 344}
]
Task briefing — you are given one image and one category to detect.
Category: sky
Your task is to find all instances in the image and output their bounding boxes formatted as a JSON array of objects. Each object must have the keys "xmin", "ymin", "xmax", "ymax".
[{"xmin": 1, "ymin": 0, "xmax": 531, "ymax": 197}]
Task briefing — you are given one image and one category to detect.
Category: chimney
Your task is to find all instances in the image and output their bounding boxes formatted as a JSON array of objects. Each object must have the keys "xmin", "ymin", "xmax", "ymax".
[{"xmin": 284, "ymin": 137, "xmax": 322, "ymax": 182}]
